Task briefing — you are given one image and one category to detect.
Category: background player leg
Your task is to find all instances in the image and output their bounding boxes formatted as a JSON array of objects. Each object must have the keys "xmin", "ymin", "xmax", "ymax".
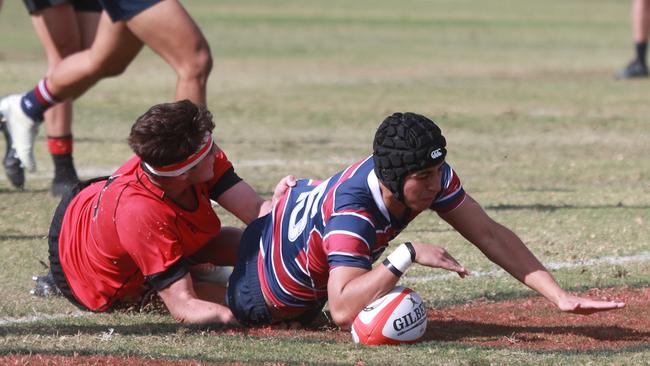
[
  {"xmin": 31, "ymin": 4, "xmax": 100, "ymax": 195},
  {"xmin": 125, "ymin": 0, "xmax": 212, "ymax": 104},
  {"xmin": 617, "ymin": 0, "xmax": 650, "ymax": 79}
]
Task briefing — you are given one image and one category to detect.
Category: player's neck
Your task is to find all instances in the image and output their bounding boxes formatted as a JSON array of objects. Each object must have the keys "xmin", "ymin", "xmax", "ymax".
[
  {"xmin": 149, "ymin": 174, "xmax": 197, "ymax": 210},
  {"xmin": 380, "ymin": 184, "xmax": 409, "ymax": 221}
]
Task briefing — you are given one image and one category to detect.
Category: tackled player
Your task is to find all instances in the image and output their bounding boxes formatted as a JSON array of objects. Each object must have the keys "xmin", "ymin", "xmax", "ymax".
[{"xmin": 227, "ymin": 112, "xmax": 626, "ymax": 329}]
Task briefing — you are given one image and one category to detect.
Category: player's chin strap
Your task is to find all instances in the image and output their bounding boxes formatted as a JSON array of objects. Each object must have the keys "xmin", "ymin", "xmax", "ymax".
[{"xmin": 382, "ymin": 242, "xmax": 417, "ymax": 277}]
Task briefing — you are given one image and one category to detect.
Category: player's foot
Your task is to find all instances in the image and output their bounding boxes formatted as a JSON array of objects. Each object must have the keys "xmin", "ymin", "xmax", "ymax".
[
  {"xmin": 616, "ymin": 59, "xmax": 649, "ymax": 80},
  {"xmin": 1, "ymin": 123, "xmax": 25, "ymax": 189},
  {"xmin": 51, "ymin": 156, "xmax": 80, "ymax": 196},
  {"xmin": 51, "ymin": 174, "xmax": 80, "ymax": 197},
  {"xmin": 30, "ymin": 272, "xmax": 61, "ymax": 297},
  {"xmin": 0, "ymin": 94, "xmax": 39, "ymax": 172}
]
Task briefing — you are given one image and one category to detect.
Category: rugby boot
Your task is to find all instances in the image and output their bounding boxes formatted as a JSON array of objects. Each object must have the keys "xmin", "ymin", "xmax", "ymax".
[
  {"xmin": 51, "ymin": 154, "xmax": 80, "ymax": 196},
  {"xmin": 0, "ymin": 94, "xmax": 39, "ymax": 172},
  {"xmin": 1, "ymin": 123, "xmax": 25, "ymax": 189},
  {"xmin": 616, "ymin": 59, "xmax": 649, "ymax": 79},
  {"xmin": 30, "ymin": 271, "xmax": 61, "ymax": 297}
]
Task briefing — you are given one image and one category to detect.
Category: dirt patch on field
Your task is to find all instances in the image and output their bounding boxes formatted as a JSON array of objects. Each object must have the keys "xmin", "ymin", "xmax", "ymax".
[
  {"xmin": 0, "ymin": 354, "xmax": 246, "ymax": 366},
  {"xmin": 230, "ymin": 286, "xmax": 650, "ymax": 350},
  {"xmin": 423, "ymin": 286, "xmax": 650, "ymax": 350},
  {"xmin": 3, "ymin": 287, "xmax": 648, "ymax": 364}
]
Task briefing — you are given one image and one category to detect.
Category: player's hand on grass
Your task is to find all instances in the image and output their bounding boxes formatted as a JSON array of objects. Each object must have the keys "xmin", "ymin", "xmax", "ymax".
[
  {"xmin": 412, "ymin": 243, "xmax": 470, "ymax": 278},
  {"xmin": 556, "ymin": 293, "xmax": 625, "ymax": 315}
]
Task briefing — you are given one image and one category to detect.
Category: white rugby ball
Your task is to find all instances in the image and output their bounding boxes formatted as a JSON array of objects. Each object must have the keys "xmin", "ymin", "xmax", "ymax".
[{"xmin": 351, "ymin": 286, "xmax": 427, "ymax": 345}]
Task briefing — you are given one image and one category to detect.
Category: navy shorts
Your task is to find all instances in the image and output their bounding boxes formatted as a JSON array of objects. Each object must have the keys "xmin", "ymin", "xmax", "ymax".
[
  {"xmin": 98, "ymin": 0, "xmax": 163, "ymax": 22},
  {"xmin": 226, "ymin": 215, "xmax": 273, "ymax": 326},
  {"xmin": 23, "ymin": 0, "xmax": 101, "ymax": 14},
  {"xmin": 227, "ymin": 215, "xmax": 326, "ymax": 327},
  {"xmin": 48, "ymin": 176, "xmax": 110, "ymax": 311}
]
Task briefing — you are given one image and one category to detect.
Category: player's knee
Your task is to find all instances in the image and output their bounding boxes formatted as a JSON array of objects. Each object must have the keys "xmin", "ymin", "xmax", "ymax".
[
  {"xmin": 91, "ymin": 59, "xmax": 130, "ymax": 78},
  {"xmin": 179, "ymin": 42, "xmax": 213, "ymax": 81},
  {"xmin": 52, "ymin": 34, "xmax": 83, "ymax": 58}
]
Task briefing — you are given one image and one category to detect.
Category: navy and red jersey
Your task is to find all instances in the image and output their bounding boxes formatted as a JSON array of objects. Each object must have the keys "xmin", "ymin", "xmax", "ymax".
[
  {"xmin": 258, "ymin": 156, "xmax": 466, "ymax": 313},
  {"xmin": 58, "ymin": 148, "xmax": 239, "ymax": 311}
]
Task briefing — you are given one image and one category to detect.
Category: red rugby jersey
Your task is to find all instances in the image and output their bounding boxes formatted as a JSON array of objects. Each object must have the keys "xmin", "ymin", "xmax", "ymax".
[{"xmin": 58, "ymin": 150, "xmax": 235, "ymax": 311}]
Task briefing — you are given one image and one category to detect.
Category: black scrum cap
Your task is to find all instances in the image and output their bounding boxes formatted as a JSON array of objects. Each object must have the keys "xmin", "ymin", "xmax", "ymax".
[{"xmin": 372, "ymin": 112, "xmax": 447, "ymax": 202}]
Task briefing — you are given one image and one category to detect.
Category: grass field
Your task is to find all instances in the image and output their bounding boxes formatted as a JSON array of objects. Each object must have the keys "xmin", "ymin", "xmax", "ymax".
[{"xmin": 0, "ymin": 0, "xmax": 649, "ymax": 364}]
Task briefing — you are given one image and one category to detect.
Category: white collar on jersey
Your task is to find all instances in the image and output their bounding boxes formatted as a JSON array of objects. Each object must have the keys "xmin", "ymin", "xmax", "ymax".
[{"xmin": 367, "ymin": 170, "xmax": 390, "ymax": 222}]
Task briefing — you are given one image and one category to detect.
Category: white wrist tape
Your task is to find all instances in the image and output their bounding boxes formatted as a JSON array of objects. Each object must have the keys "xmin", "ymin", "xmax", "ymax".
[{"xmin": 386, "ymin": 243, "xmax": 413, "ymax": 274}]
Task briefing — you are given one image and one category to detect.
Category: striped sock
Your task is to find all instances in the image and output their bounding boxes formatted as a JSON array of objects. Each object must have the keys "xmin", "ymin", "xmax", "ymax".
[{"xmin": 20, "ymin": 79, "xmax": 58, "ymax": 122}]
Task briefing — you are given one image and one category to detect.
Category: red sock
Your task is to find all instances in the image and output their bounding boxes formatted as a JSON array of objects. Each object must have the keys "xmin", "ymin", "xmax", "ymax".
[{"xmin": 47, "ymin": 135, "xmax": 73, "ymax": 155}]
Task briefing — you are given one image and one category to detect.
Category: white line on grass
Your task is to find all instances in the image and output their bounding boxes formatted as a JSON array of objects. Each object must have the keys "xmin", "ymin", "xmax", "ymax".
[
  {"xmin": 403, "ymin": 251, "xmax": 650, "ymax": 283},
  {"xmin": 0, "ymin": 310, "xmax": 89, "ymax": 326},
  {"xmin": 0, "ymin": 158, "xmax": 354, "ymax": 181},
  {"xmin": 2, "ymin": 252, "xmax": 647, "ymax": 326}
]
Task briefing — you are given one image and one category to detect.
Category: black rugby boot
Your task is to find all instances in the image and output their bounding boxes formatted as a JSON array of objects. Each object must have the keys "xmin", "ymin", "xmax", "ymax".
[
  {"xmin": 1, "ymin": 123, "xmax": 25, "ymax": 189},
  {"xmin": 51, "ymin": 154, "xmax": 80, "ymax": 196},
  {"xmin": 616, "ymin": 59, "xmax": 649, "ymax": 80},
  {"xmin": 30, "ymin": 271, "xmax": 61, "ymax": 297}
]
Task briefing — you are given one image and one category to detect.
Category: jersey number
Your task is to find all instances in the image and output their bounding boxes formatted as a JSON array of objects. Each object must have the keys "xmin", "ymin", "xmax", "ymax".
[{"xmin": 287, "ymin": 179, "xmax": 329, "ymax": 241}]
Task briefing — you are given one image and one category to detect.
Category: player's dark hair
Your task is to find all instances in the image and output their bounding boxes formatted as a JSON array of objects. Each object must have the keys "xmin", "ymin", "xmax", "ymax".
[
  {"xmin": 128, "ymin": 100, "xmax": 215, "ymax": 167},
  {"xmin": 372, "ymin": 112, "xmax": 447, "ymax": 202}
]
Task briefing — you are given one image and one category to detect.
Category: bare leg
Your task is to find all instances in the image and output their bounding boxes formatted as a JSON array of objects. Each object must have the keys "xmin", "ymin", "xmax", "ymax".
[
  {"xmin": 31, "ymin": 6, "xmax": 100, "ymax": 138},
  {"xmin": 46, "ymin": 12, "xmax": 144, "ymax": 100},
  {"xmin": 190, "ymin": 227, "xmax": 242, "ymax": 266},
  {"xmin": 125, "ymin": 0, "xmax": 212, "ymax": 104},
  {"xmin": 633, "ymin": 0, "xmax": 650, "ymax": 42},
  {"xmin": 617, "ymin": 0, "xmax": 650, "ymax": 78},
  {"xmin": 194, "ymin": 282, "xmax": 227, "ymax": 304}
]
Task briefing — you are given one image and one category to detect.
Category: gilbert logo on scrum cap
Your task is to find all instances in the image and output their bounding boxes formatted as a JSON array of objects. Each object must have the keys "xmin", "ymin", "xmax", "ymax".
[{"xmin": 430, "ymin": 148, "xmax": 443, "ymax": 160}]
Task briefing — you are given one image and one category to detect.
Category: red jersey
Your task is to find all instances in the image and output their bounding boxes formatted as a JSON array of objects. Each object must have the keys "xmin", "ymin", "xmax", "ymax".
[{"xmin": 58, "ymin": 150, "xmax": 237, "ymax": 311}]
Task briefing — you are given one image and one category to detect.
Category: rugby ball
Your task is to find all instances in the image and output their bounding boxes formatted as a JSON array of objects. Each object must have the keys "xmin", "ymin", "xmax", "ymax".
[{"xmin": 351, "ymin": 286, "xmax": 427, "ymax": 345}]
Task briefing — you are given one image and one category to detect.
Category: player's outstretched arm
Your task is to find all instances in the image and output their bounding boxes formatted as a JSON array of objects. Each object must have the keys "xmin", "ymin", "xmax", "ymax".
[
  {"xmin": 157, "ymin": 273, "xmax": 239, "ymax": 325},
  {"xmin": 439, "ymin": 194, "xmax": 625, "ymax": 314}
]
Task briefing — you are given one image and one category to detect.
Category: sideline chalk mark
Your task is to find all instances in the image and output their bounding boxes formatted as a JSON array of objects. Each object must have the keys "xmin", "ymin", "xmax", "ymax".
[
  {"xmin": 1, "ymin": 254, "xmax": 648, "ymax": 325},
  {"xmin": 404, "ymin": 251, "xmax": 650, "ymax": 283}
]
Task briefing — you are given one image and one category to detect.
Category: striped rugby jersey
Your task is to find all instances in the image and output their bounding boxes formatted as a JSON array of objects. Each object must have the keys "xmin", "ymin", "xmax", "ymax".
[{"xmin": 258, "ymin": 156, "xmax": 465, "ymax": 312}]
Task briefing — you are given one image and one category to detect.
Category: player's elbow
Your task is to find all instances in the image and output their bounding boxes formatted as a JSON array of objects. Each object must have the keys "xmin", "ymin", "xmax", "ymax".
[{"xmin": 329, "ymin": 308, "xmax": 355, "ymax": 330}]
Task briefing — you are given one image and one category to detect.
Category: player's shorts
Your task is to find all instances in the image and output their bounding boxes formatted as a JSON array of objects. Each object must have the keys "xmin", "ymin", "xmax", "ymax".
[
  {"xmin": 226, "ymin": 215, "xmax": 326, "ymax": 327},
  {"xmin": 48, "ymin": 176, "xmax": 109, "ymax": 311},
  {"xmin": 226, "ymin": 215, "xmax": 273, "ymax": 326},
  {"xmin": 98, "ymin": 0, "xmax": 163, "ymax": 22},
  {"xmin": 23, "ymin": 0, "xmax": 101, "ymax": 14}
]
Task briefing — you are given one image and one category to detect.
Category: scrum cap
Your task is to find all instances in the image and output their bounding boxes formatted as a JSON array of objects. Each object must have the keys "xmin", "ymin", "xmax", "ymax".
[{"xmin": 372, "ymin": 112, "xmax": 447, "ymax": 202}]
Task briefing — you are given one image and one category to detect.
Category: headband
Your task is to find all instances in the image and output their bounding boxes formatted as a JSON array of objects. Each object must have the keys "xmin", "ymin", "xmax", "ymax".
[{"xmin": 143, "ymin": 133, "xmax": 213, "ymax": 177}]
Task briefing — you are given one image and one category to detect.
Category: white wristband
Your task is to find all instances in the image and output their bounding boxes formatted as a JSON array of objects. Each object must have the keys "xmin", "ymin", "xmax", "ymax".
[{"xmin": 386, "ymin": 243, "xmax": 413, "ymax": 274}]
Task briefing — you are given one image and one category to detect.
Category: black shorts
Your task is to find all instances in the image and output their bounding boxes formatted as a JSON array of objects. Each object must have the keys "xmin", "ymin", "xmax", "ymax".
[
  {"xmin": 23, "ymin": 0, "xmax": 101, "ymax": 14},
  {"xmin": 48, "ymin": 176, "xmax": 109, "ymax": 311},
  {"xmin": 98, "ymin": 0, "xmax": 163, "ymax": 22},
  {"xmin": 226, "ymin": 215, "xmax": 325, "ymax": 327}
]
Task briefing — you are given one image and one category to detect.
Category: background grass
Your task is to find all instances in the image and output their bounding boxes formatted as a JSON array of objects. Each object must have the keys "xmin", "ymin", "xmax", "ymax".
[{"xmin": 0, "ymin": 0, "xmax": 649, "ymax": 364}]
